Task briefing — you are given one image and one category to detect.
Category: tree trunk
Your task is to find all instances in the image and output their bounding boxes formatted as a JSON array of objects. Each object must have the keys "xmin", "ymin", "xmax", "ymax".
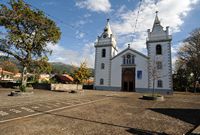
[
  {"xmin": 152, "ymin": 78, "xmax": 155, "ymax": 96},
  {"xmin": 194, "ymin": 81, "xmax": 197, "ymax": 93},
  {"xmin": 21, "ymin": 66, "xmax": 27, "ymax": 90},
  {"xmin": 1, "ymin": 69, "xmax": 3, "ymax": 80},
  {"xmin": 76, "ymin": 82, "xmax": 78, "ymax": 90}
]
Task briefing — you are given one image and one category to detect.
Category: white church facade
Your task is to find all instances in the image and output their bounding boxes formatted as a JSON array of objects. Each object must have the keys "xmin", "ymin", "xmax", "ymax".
[{"xmin": 94, "ymin": 13, "xmax": 173, "ymax": 94}]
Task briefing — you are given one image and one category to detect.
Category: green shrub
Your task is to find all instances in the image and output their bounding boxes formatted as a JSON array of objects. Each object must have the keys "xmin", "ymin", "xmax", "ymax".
[
  {"xmin": 27, "ymin": 83, "xmax": 32, "ymax": 87},
  {"xmin": 50, "ymin": 77, "xmax": 58, "ymax": 84},
  {"xmin": 41, "ymin": 79, "xmax": 50, "ymax": 84},
  {"xmin": 20, "ymin": 85, "xmax": 26, "ymax": 92}
]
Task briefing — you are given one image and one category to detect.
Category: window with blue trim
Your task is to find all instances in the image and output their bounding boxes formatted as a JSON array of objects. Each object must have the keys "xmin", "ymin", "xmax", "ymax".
[{"xmin": 137, "ymin": 70, "xmax": 142, "ymax": 80}]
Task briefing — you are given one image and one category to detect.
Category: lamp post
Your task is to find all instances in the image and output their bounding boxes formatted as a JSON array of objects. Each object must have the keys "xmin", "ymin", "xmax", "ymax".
[{"xmin": 190, "ymin": 73, "xmax": 197, "ymax": 93}]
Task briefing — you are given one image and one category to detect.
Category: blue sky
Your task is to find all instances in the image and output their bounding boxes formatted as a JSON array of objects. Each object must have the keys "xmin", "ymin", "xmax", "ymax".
[{"xmin": 1, "ymin": 0, "xmax": 200, "ymax": 67}]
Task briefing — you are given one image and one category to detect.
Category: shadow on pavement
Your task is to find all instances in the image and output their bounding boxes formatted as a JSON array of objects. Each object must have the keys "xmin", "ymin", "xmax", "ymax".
[
  {"xmin": 126, "ymin": 128, "xmax": 168, "ymax": 135},
  {"xmin": 34, "ymin": 109, "xmax": 166, "ymax": 134},
  {"xmin": 149, "ymin": 108, "xmax": 200, "ymax": 125},
  {"xmin": 149, "ymin": 108, "xmax": 200, "ymax": 135}
]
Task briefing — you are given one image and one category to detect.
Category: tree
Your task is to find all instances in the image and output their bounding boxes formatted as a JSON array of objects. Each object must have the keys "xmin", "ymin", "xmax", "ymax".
[
  {"xmin": 31, "ymin": 57, "xmax": 52, "ymax": 74},
  {"xmin": 148, "ymin": 56, "xmax": 159, "ymax": 96},
  {"xmin": 29, "ymin": 57, "xmax": 52, "ymax": 82},
  {"xmin": 0, "ymin": 60, "xmax": 19, "ymax": 74},
  {"xmin": 177, "ymin": 28, "xmax": 200, "ymax": 92},
  {"xmin": 72, "ymin": 62, "xmax": 91, "ymax": 90},
  {"xmin": 0, "ymin": 0, "xmax": 61, "ymax": 90},
  {"xmin": 148, "ymin": 56, "xmax": 168, "ymax": 96},
  {"xmin": 173, "ymin": 60, "xmax": 190, "ymax": 91}
]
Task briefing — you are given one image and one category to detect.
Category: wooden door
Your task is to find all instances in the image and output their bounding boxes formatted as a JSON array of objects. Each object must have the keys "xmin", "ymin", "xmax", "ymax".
[{"xmin": 122, "ymin": 68, "xmax": 135, "ymax": 92}]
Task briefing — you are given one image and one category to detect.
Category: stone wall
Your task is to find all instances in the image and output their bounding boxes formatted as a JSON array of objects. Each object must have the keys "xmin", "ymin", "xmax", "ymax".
[
  {"xmin": 50, "ymin": 84, "xmax": 82, "ymax": 91},
  {"xmin": 32, "ymin": 83, "xmax": 51, "ymax": 90}
]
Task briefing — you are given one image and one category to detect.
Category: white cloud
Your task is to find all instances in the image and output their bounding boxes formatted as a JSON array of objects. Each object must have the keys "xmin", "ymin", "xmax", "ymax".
[
  {"xmin": 74, "ymin": 20, "xmax": 87, "ymax": 28},
  {"xmin": 48, "ymin": 42, "xmax": 95, "ymax": 68},
  {"xmin": 73, "ymin": 19, "xmax": 92, "ymax": 39},
  {"xmin": 75, "ymin": 30, "xmax": 85, "ymax": 39},
  {"xmin": 75, "ymin": 0, "xmax": 111, "ymax": 13},
  {"xmin": 171, "ymin": 42, "xmax": 183, "ymax": 68},
  {"xmin": 0, "ymin": 52, "xmax": 6, "ymax": 56},
  {"xmin": 111, "ymin": 0, "xmax": 200, "ymax": 54},
  {"xmin": 48, "ymin": 0, "xmax": 199, "ymax": 68},
  {"xmin": 82, "ymin": 42, "xmax": 95, "ymax": 67},
  {"xmin": 83, "ymin": 13, "xmax": 91, "ymax": 18},
  {"xmin": 73, "ymin": 19, "xmax": 93, "ymax": 28}
]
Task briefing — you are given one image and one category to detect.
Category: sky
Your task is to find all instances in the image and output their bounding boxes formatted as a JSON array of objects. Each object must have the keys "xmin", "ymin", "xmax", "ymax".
[{"xmin": 1, "ymin": 0, "xmax": 200, "ymax": 68}]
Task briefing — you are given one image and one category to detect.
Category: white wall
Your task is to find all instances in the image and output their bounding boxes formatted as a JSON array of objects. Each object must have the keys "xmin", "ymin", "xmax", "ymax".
[
  {"xmin": 111, "ymin": 49, "xmax": 149, "ymax": 89},
  {"xmin": 95, "ymin": 46, "xmax": 111, "ymax": 86},
  {"xmin": 148, "ymin": 41, "xmax": 172, "ymax": 90}
]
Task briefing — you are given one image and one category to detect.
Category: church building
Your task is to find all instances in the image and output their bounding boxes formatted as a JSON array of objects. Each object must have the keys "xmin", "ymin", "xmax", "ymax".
[{"xmin": 94, "ymin": 13, "xmax": 173, "ymax": 94}]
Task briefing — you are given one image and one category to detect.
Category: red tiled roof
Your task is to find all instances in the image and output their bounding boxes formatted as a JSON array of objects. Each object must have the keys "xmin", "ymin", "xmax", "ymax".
[
  {"xmin": 0, "ymin": 69, "xmax": 14, "ymax": 75},
  {"xmin": 61, "ymin": 74, "xmax": 74, "ymax": 82}
]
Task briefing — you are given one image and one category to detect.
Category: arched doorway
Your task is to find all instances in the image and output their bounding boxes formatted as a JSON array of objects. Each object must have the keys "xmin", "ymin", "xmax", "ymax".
[{"xmin": 122, "ymin": 68, "xmax": 135, "ymax": 92}]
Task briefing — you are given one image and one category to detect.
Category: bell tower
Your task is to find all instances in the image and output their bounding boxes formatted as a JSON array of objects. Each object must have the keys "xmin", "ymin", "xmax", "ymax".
[
  {"xmin": 146, "ymin": 11, "xmax": 173, "ymax": 94},
  {"xmin": 94, "ymin": 19, "xmax": 118, "ymax": 90}
]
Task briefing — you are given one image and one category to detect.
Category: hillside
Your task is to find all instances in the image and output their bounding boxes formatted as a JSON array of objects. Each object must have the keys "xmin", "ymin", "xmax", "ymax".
[
  {"xmin": 51, "ymin": 62, "xmax": 94, "ymax": 76},
  {"xmin": 0, "ymin": 56, "xmax": 94, "ymax": 76},
  {"xmin": 0, "ymin": 56, "xmax": 22, "ymax": 70},
  {"xmin": 51, "ymin": 62, "xmax": 75, "ymax": 74}
]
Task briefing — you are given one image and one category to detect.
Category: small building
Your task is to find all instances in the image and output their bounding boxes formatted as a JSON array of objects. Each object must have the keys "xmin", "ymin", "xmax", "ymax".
[
  {"xmin": 83, "ymin": 77, "xmax": 94, "ymax": 85},
  {"xmin": 0, "ymin": 68, "xmax": 14, "ymax": 81},
  {"xmin": 39, "ymin": 74, "xmax": 50, "ymax": 83},
  {"xmin": 13, "ymin": 73, "xmax": 21, "ymax": 81},
  {"xmin": 51, "ymin": 74, "xmax": 74, "ymax": 84}
]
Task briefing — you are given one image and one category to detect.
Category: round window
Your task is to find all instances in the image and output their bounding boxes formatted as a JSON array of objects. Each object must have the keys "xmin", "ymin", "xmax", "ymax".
[
  {"xmin": 103, "ymin": 34, "xmax": 107, "ymax": 38},
  {"xmin": 127, "ymin": 54, "xmax": 131, "ymax": 58}
]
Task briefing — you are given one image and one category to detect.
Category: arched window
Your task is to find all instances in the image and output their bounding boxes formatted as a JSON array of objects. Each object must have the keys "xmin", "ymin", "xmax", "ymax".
[
  {"xmin": 131, "ymin": 55, "xmax": 135, "ymax": 64},
  {"xmin": 157, "ymin": 80, "xmax": 163, "ymax": 88},
  {"xmin": 123, "ymin": 54, "xmax": 134, "ymax": 64},
  {"xmin": 102, "ymin": 49, "xmax": 106, "ymax": 57},
  {"xmin": 101, "ymin": 63, "xmax": 105, "ymax": 69},
  {"xmin": 127, "ymin": 54, "xmax": 131, "ymax": 64},
  {"xmin": 156, "ymin": 44, "xmax": 162, "ymax": 55},
  {"xmin": 100, "ymin": 78, "xmax": 104, "ymax": 85}
]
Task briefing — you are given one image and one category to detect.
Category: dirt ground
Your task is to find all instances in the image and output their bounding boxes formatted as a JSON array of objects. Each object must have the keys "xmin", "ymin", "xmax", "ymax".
[{"xmin": 0, "ymin": 89, "xmax": 199, "ymax": 135}]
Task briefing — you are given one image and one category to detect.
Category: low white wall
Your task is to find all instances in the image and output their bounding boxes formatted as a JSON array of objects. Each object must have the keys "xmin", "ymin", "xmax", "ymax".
[{"xmin": 51, "ymin": 84, "xmax": 82, "ymax": 91}]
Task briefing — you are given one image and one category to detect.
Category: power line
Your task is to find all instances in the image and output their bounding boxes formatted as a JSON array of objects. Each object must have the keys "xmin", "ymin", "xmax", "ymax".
[
  {"xmin": 133, "ymin": 0, "xmax": 143, "ymax": 33},
  {"xmin": 130, "ymin": 0, "xmax": 143, "ymax": 43},
  {"xmin": 23, "ymin": 0, "xmax": 75, "ymax": 30},
  {"xmin": 22, "ymin": 0, "xmax": 91, "ymax": 40},
  {"xmin": 1, "ymin": 0, "xmax": 96, "ymax": 49},
  {"xmin": 172, "ymin": 39, "xmax": 183, "ymax": 45}
]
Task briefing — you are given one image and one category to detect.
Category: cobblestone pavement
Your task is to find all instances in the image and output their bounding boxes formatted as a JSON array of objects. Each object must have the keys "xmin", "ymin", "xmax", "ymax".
[
  {"xmin": 0, "ymin": 89, "xmax": 199, "ymax": 135},
  {"xmin": 0, "ymin": 94, "xmax": 108, "ymax": 123}
]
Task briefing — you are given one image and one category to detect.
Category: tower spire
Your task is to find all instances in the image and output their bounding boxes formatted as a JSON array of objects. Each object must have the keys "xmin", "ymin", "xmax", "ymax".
[
  {"xmin": 154, "ymin": 11, "xmax": 160, "ymax": 25},
  {"xmin": 104, "ymin": 18, "xmax": 111, "ymax": 32},
  {"xmin": 107, "ymin": 18, "xmax": 109, "ymax": 22},
  {"xmin": 102, "ymin": 18, "xmax": 112, "ymax": 38}
]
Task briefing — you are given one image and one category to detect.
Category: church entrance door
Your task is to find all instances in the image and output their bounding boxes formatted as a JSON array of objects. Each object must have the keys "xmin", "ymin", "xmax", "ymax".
[{"xmin": 122, "ymin": 68, "xmax": 135, "ymax": 92}]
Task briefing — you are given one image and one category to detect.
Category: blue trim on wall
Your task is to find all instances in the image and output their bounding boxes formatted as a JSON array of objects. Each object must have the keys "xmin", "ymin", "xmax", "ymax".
[
  {"xmin": 94, "ymin": 86, "xmax": 121, "ymax": 91},
  {"xmin": 136, "ymin": 88, "xmax": 173, "ymax": 95},
  {"xmin": 94, "ymin": 86, "xmax": 173, "ymax": 95}
]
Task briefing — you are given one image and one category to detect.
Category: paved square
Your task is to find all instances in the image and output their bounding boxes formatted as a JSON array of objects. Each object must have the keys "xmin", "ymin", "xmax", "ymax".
[{"xmin": 0, "ymin": 89, "xmax": 199, "ymax": 135}]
